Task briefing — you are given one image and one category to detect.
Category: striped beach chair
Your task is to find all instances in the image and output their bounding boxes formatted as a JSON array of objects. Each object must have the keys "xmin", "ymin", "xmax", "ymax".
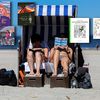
[{"xmin": 20, "ymin": 5, "xmax": 77, "ymax": 75}]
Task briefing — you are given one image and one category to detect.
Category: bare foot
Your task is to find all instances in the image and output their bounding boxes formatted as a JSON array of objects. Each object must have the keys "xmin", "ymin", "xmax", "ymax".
[
  {"xmin": 29, "ymin": 72, "xmax": 35, "ymax": 76},
  {"xmin": 63, "ymin": 71, "xmax": 68, "ymax": 77},
  {"xmin": 36, "ymin": 73, "xmax": 40, "ymax": 77},
  {"xmin": 52, "ymin": 73, "xmax": 57, "ymax": 77}
]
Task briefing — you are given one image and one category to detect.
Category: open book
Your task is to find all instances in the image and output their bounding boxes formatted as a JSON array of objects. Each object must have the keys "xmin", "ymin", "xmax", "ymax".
[{"xmin": 54, "ymin": 37, "xmax": 68, "ymax": 46}]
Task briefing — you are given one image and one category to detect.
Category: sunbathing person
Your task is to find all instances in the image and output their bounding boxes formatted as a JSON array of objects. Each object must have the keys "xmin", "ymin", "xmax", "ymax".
[
  {"xmin": 27, "ymin": 34, "xmax": 48, "ymax": 76},
  {"xmin": 49, "ymin": 34, "xmax": 73, "ymax": 77}
]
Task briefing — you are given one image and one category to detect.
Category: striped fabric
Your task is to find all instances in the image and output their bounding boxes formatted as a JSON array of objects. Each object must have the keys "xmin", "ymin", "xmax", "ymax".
[
  {"xmin": 36, "ymin": 5, "xmax": 77, "ymax": 16},
  {"xmin": 35, "ymin": 16, "xmax": 69, "ymax": 25},
  {"xmin": 32, "ymin": 22, "xmax": 69, "ymax": 42},
  {"xmin": 33, "ymin": 5, "xmax": 77, "ymax": 42}
]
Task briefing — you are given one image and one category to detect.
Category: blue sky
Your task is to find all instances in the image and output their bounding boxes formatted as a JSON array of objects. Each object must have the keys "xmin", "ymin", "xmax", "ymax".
[{"xmin": 1, "ymin": 0, "xmax": 100, "ymax": 37}]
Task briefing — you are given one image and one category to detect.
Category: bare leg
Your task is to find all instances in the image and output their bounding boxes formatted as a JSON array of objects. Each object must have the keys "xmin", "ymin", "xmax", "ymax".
[
  {"xmin": 27, "ymin": 49, "xmax": 34, "ymax": 75},
  {"xmin": 19, "ymin": 70, "xmax": 24, "ymax": 85},
  {"xmin": 52, "ymin": 50, "xmax": 60, "ymax": 76},
  {"xmin": 61, "ymin": 56, "xmax": 69, "ymax": 77},
  {"xmin": 35, "ymin": 52, "xmax": 42, "ymax": 76},
  {"xmin": 49, "ymin": 48, "xmax": 55, "ymax": 63}
]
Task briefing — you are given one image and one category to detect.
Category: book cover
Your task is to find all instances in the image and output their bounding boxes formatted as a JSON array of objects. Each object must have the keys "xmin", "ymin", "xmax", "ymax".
[
  {"xmin": 18, "ymin": 2, "xmax": 36, "ymax": 25},
  {"xmin": 70, "ymin": 18, "xmax": 89, "ymax": 43},
  {"xmin": 93, "ymin": 18, "xmax": 100, "ymax": 39},
  {"xmin": 0, "ymin": 26, "xmax": 15, "ymax": 45},
  {"xmin": 0, "ymin": 1, "xmax": 11, "ymax": 26},
  {"xmin": 54, "ymin": 37, "xmax": 68, "ymax": 46}
]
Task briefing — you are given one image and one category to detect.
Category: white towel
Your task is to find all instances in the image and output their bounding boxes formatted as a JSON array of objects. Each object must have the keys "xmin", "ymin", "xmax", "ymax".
[{"xmin": 24, "ymin": 62, "xmax": 45, "ymax": 72}]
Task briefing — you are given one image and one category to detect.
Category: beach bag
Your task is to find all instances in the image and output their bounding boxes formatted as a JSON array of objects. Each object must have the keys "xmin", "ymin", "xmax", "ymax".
[
  {"xmin": 78, "ymin": 72, "xmax": 92, "ymax": 89},
  {"xmin": 0, "ymin": 68, "xmax": 17, "ymax": 86},
  {"xmin": 75, "ymin": 67, "xmax": 92, "ymax": 89}
]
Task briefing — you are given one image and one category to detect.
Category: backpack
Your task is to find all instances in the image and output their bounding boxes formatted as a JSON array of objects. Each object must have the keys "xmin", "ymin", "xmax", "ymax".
[
  {"xmin": 78, "ymin": 72, "xmax": 92, "ymax": 89},
  {"xmin": 74, "ymin": 67, "xmax": 92, "ymax": 89},
  {"xmin": 0, "ymin": 68, "xmax": 17, "ymax": 86}
]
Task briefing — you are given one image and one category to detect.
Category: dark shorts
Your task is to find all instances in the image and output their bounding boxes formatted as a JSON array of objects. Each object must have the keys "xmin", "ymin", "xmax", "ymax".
[{"xmin": 29, "ymin": 49, "xmax": 44, "ymax": 56}]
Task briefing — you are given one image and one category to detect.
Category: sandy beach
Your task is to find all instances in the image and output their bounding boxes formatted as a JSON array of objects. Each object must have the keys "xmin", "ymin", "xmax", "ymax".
[
  {"xmin": 0, "ymin": 49, "xmax": 100, "ymax": 100},
  {"xmin": 0, "ymin": 85, "xmax": 100, "ymax": 100}
]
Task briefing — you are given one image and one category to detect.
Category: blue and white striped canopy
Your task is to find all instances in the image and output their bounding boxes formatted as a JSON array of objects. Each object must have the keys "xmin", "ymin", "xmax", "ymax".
[
  {"xmin": 36, "ymin": 5, "xmax": 77, "ymax": 16},
  {"xmin": 34, "ymin": 5, "xmax": 77, "ymax": 25}
]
